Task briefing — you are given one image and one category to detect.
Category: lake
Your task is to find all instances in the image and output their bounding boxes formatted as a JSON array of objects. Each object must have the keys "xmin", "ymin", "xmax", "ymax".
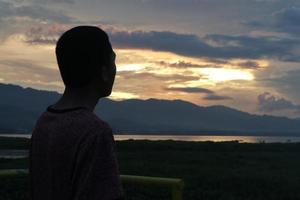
[
  {"xmin": 1, "ymin": 133, "xmax": 300, "ymax": 159},
  {"xmin": 1, "ymin": 133, "xmax": 300, "ymax": 143}
]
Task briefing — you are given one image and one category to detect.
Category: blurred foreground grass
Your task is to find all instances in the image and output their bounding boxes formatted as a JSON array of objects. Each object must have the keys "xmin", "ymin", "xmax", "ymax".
[{"xmin": 1, "ymin": 136, "xmax": 300, "ymax": 200}]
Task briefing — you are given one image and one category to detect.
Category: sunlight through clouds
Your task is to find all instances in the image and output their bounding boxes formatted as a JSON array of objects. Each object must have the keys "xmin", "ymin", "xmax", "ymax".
[
  {"xmin": 109, "ymin": 91, "xmax": 140, "ymax": 100},
  {"xmin": 117, "ymin": 64, "xmax": 145, "ymax": 71},
  {"xmin": 199, "ymin": 68, "xmax": 254, "ymax": 82}
]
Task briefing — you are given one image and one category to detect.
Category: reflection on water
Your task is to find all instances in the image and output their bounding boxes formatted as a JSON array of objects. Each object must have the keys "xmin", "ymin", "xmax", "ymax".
[
  {"xmin": 115, "ymin": 135, "xmax": 300, "ymax": 143},
  {"xmin": 1, "ymin": 133, "xmax": 300, "ymax": 143},
  {"xmin": 1, "ymin": 134, "xmax": 299, "ymax": 159}
]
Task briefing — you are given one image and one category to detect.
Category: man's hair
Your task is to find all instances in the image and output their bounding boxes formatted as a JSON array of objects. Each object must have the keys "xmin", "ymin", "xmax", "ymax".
[{"xmin": 55, "ymin": 26, "xmax": 113, "ymax": 88}]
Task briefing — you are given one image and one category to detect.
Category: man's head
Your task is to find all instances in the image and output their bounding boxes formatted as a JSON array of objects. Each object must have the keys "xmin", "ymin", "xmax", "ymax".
[{"xmin": 56, "ymin": 26, "xmax": 116, "ymax": 97}]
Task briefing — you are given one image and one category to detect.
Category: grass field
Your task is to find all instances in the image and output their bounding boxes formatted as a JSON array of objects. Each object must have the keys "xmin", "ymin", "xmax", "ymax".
[{"xmin": 0, "ymin": 136, "xmax": 300, "ymax": 200}]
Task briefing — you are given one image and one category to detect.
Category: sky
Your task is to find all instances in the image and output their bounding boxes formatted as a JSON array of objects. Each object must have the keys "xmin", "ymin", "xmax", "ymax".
[{"xmin": 1, "ymin": 0, "xmax": 300, "ymax": 118}]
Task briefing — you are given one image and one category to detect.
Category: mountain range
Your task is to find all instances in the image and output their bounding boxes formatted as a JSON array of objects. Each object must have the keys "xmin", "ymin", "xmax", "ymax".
[{"xmin": 1, "ymin": 83, "xmax": 300, "ymax": 136}]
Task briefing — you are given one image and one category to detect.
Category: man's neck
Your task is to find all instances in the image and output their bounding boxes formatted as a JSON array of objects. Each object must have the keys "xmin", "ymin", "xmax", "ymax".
[{"xmin": 52, "ymin": 86, "xmax": 100, "ymax": 112}]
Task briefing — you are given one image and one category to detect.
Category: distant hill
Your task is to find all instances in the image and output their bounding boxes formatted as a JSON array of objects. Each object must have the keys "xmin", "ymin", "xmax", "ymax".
[{"xmin": 1, "ymin": 83, "xmax": 300, "ymax": 136}]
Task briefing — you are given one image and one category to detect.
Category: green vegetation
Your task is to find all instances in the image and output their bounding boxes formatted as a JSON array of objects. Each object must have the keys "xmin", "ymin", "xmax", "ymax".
[{"xmin": 1, "ymin": 137, "xmax": 300, "ymax": 200}]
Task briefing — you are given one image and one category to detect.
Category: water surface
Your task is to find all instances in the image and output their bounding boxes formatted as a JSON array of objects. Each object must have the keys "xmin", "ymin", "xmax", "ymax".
[{"xmin": 1, "ymin": 133, "xmax": 300, "ymax": 143}]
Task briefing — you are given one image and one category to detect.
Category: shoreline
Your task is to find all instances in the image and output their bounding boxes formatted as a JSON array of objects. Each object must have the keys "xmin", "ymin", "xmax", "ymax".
[{"xmin": 1, "ymin": 134, "xmax": 300, "ymax": 143}]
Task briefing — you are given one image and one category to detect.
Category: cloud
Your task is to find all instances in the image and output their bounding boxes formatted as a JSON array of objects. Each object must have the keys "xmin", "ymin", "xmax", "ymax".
[
  {"xmin": 0, "ymin": 59, "xmax": 60, "ymax": 81},
  {"xmin": 245, "ymin": 6, "xmax": 300, "ymax": 35},
  {"xmin": 114, "ymin": 70, "xmax": 202, "ymax": 98},
  {"xmin": 203, "ymin": 94, "xmax": 233, "ymax": 101},
  {"xmin": 156, "ymin": 60, "xmax": 210, "ymax": 68},
  {"xmin": 257, "ymin": 92, "xmax": 300, "ymax": 112},
  {"xmin": 164, "ymin": 86, "xmax": 213, "ymax": 94},
  {"xmin": 164, "ymin": 86, "xmax": 232, "ymax": 101},
  {"xmin": 32, "ymin": 0, "xmax": 75, "ymax": 4},
  {"xmin": 0, "ymin": 58, "xmax": 62, "ymax": 91},
  {"xmin": 25, "ymin": 23, "xmax": 67, "ymax": 44},
  {"xmin": 261, "ymin": 69, "xmax": 300, "ymax": 100},
  {"xmin": 2, "ymin": 23, "xmax": 259, "ymax": 60},
  {"xmin": 204, "ymin": 34, "xmax": 300, "ymax": 62},
  {"xmin": 114, "ymin": 70, "xmax": 202, "ymax": 99},
  {"xmin": 108, "ymin": 29, "xmax": 211, "ymax": 56},
  {"xmin": 106, "ymin": 28, "xmax": 300, "ymax": 62},
  {"xmin": 23, "ymin": 24, "xmax": 300, "ymax": 62},
  {"xmin": 237, "ymin": 61, "xmax": 261, "ymax": 69},
  {"xmin": 157, "ymin": 59, "xmax": 262, "ymax": 69},
  {"xmin": 0, "ymin": 1, "xmax": 74, "ymax": 23},
  {"xmin": 117, "ymin": 71, "xmax": 199, "ymax": 83},
  {"xmin": 0, "ymin": 0, "xmax": 78, "ymax": 42}
]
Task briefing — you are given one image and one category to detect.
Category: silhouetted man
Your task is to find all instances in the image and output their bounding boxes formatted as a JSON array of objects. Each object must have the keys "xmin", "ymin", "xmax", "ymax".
[{"xmin": 29, "ymin": 26, "xmax": 124, "ymax": 200}]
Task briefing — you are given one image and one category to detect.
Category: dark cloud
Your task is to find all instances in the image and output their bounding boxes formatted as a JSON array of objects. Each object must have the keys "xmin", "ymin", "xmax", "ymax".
[
  {"xmin": 205, "ymin": 34, "xmax": 300, "ymax": 62},
  {"xmin": 117, "ymin": 71, "xmax": 200, "ymax": 83},
  {"xmin": 164, "ymin": 86, "xmax": 213, "ymax": 94},
  {"xmin": 156, "ymin": 60, "xmax": 210, "ymax": 68},
  {"xmin": 204, "ymin": 58, "xmax": 231, "ymax": 65},
  {"xmin": 271, "ymin": 7, "xmax": 300, "ymax": 34},
  {"xmin": 203, "ymin": 94, "xmax": 233, "ymax": 101},
  {"xmin": 20, "ymin": 22, "xmax": 300, "ymax": 62},
  {"xmin": 164, "ymin": 86, "xmax": 232, "ymax": 101},
  {"xmin": 257, "ymin": 92, "xmax": 300, "ymax": 112},
  {"xmin": 108, "ymin": 29, "xmax": 212, "ymax": 57},
  {"xmin": 237, "ymin": 60, "xmax": 261, "ymax": 69},
  {"xmin": 108, "ymin": 29, "xmax": 300, "ymax": 62},
  {"xmin": 245, "ymin": 7, "xmax": 300, "ymax": 35}
]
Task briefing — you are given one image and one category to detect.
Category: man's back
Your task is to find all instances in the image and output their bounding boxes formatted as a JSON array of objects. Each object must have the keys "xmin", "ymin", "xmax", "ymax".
[{"xmin": 29, "ymin": 105, "xmax": 124, "ymax": 200}]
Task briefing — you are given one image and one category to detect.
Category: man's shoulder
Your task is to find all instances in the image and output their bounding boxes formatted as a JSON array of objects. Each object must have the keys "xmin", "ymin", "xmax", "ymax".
[
  {"xmin": 34, "ymin": 109, "xmax": 112, "ymax": 135},
  {"xmin": 77, "ymin": 111, "xmax": 113, "ymax": 141},
  {"xmin": 77, "ymin": 114, "xmax": 113, "ymax": 149},
  {"xmin": 88, "ymin": 112, "xmax": 112, "ymax": 131}
]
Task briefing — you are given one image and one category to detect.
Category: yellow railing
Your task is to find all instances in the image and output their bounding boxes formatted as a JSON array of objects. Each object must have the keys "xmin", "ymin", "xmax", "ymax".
[
  {"xmin": 0, "ymin": 169, "xmax": 184, "ymax": 200},
  {"xmin": 121, "ymin": 175, "xmax": 184, "ymax": 200},
  {"xmin": 0, "ymin": 169, "xmax": 28, "ymax": 175}
]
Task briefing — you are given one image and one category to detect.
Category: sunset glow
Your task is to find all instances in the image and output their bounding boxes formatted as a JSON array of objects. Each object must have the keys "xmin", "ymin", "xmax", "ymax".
[
  {"xmin": 110, "ymin": 91, "xmax": 140, "ymax": 100},
  {"xmin": 117, "ymin": 64, "xmax": 145, "ymax": 72},
  {"xmin": 199, "ymin": 68, "xmax": 254, "ymax": 82},
  {"xmin": 0, "ymin": 0, "xmax": 300, "ymax": 117}
]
